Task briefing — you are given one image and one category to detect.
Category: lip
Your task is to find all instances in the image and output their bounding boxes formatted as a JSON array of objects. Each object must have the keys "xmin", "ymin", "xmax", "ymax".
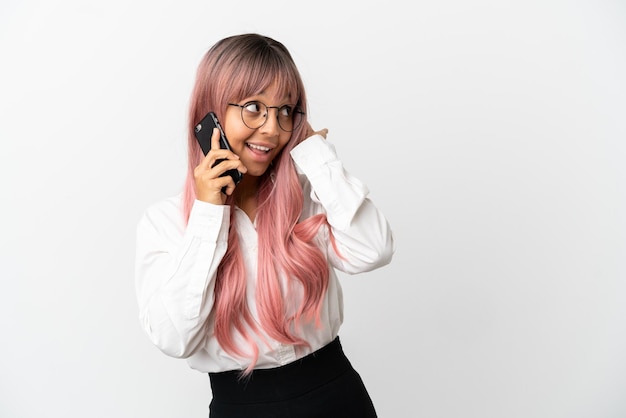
[{"xmin": 245, "ymin": 141, "xmax": 275, "ymax": 163}]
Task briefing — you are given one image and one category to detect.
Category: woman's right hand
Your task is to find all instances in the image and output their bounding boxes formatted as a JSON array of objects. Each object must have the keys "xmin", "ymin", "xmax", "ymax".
[{"xmin": 194, "ymin": 128, "xmax": 247, "ymax": 204}]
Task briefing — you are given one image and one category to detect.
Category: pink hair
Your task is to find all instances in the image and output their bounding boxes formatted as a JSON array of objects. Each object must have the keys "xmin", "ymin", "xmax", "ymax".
[{"xmin": 182, "ymin": 34, "xmax": 333, "ymax": 374}]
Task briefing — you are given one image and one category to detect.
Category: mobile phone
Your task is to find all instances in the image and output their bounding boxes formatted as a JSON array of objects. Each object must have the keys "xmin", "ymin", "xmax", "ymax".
[{"xmin": 194, "ymin": 111, "xmax": 243, "ymax": 189}]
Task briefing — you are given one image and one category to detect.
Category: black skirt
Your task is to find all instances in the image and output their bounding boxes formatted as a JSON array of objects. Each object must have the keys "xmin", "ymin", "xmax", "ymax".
[{"xmin": 208, "ymin": 337, "xmax": 378, "ymax": 418}]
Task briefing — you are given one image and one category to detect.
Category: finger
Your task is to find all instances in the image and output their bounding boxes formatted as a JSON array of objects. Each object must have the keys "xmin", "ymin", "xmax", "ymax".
[
  {"xmin": 198, "ymin": 133, "xmax": 239, "ymax": 171},
  {"xmin": 202, "ymin": 173, "xmax": 235, "ymax": 197},
  {"xmin": 194, "ymin": 158, "xmax": 241, "ymax": 185},
  {"xmin": 198, "ymin": 128, "xmax": 224, "ymax": 170},
  {"xmin": 211, "ymin": 127, "xmax": 221, "ymax": 151},
  {"xmin": 194, "ymin": 172, "xmax": 230, "ymax": 204},
  {"xmin": 310, "ymin": 127, "xmax": 328, "ymax": 139},
  {"xmin": 222, "ymin": 178, "xmax": 237, "ymax": 196},
  {"xmin": 211, "ymin": 159, "xmax": 247, "ymax": 178}
]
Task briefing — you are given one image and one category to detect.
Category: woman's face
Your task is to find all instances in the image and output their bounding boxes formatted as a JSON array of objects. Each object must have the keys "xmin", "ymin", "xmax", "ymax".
[{"xmin": 222, "ymin": 83, "xmax": 295, "ymax": 178}]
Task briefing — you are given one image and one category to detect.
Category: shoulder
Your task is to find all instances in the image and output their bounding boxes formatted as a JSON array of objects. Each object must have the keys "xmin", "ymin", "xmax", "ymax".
[
  {"xmin": 142, "ymin": 193, "xmax": 183, "ymax": 218},
  {"xmin": 138, "ymin": 193, "xmax": 186, "ymax": 236}
]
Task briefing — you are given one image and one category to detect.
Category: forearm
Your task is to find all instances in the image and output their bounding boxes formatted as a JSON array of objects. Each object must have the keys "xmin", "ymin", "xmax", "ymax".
[
  {"xmin": 135, "ymin": 199, "xmax": 230, "ymax": 358},
  {"xmin": 291, "ymin": 135, "xmax": 395, "ymax": 273}
]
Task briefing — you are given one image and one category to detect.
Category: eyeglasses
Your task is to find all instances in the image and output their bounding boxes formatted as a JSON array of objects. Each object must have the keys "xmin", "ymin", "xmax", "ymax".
[{"xmin": 228, "ymin": 101, "xmax": 304, "ymax": 132}]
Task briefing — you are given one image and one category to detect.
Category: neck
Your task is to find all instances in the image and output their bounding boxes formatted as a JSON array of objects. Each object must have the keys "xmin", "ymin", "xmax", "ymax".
[
  {"xmin": 234, "ymin": 175, "xmax": 260, "ymax": 222},
  {"xmin": 234, "ymin": 175, "xmax": 259, "ymax": 200}
]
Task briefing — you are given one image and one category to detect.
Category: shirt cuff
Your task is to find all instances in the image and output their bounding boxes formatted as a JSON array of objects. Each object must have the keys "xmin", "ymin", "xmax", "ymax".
[
  {"xmin": 187, "ymin": 199, "xmax": 230, "ymax": 242},
  {"xmin": 291, "ymin": 135, "xmax": 369, "ymax": 230}
]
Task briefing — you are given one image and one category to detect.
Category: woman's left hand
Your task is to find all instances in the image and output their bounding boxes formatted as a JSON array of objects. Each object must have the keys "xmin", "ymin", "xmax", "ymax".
[{"xmin": 305, "ymin": 122, "xmax": 328, "ymax": 139}]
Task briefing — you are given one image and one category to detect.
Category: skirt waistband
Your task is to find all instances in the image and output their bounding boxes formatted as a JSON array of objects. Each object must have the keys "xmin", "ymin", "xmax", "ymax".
[{"xmin": 209, "ymin": 337, "xmax": 351, "ymax": 404}]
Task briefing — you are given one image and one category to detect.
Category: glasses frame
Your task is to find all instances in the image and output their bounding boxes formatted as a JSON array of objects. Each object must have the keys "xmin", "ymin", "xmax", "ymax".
[{"xmin": 228, "ymin": 101, "xmax": 305, "ymax": 132}]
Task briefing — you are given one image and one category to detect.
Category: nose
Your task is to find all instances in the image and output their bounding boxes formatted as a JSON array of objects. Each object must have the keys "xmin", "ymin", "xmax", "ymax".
[{"xmin": 258, "ymin": 107, "xmax": 281, "ymax": 135}]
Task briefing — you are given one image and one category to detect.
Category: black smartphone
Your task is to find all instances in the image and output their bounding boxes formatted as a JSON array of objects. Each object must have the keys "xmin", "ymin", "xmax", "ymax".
[{"xmin": 194, "ymin": 111, "xmax": 243, "ymax": 188}]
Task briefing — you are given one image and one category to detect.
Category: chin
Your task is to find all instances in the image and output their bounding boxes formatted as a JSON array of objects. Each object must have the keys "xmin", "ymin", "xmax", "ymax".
[{"xmin": 246, "ymin": 167, "xmax": 270, "ymax": 177}]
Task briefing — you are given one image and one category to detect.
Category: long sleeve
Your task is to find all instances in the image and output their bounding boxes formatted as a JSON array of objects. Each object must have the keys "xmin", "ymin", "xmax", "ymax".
[
  {"xmin": 135, "ymin": 136, "xmax": 394, "ymax": 373},
  {"xmin": 291, "ymin": 135, "xmax": 395, "ymax": 274},
  {"xmin": 134, "ymin": 196, "xmax": 230, "ymax": 358}
]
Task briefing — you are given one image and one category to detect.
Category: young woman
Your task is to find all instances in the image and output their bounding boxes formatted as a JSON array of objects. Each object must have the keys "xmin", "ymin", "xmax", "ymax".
[{"xmin": 135, "ymin": 33, "xmax": 395, "ymax": 418}]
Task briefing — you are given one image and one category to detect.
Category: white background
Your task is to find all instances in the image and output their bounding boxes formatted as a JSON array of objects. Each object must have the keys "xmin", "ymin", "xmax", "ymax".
[{"xmin": 1, "ymin": 0, "xmax": 625, "ymax": 417}]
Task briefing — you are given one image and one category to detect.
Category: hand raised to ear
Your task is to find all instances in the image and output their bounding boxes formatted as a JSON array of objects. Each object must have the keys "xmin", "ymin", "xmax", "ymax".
[{"xmin": 305, "ymin": 122, "xmax": 328, "ymax": 139}]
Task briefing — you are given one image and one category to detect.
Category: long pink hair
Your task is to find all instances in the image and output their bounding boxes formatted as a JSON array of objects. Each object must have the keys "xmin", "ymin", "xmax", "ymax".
[{"xmin": 182, "ymin": 34, "xmax": 332, "ymax": 373}]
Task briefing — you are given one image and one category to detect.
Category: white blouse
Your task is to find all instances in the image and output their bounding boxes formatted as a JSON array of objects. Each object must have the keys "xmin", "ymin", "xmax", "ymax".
[{"xmin": 134, "ymin": 135, "xmax": 395, "ymax": 373}]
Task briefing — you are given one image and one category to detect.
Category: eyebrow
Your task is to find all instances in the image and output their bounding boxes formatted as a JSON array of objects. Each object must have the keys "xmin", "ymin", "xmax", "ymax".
[{"xmin": 241, "ymin": 97, "xmax": 295, "ymax": 106}]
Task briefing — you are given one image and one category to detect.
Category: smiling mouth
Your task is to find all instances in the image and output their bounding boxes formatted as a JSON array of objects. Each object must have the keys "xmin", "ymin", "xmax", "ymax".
[{"xmin": 247, "ymin": 143, "xmax": 271, "ymax": 153}]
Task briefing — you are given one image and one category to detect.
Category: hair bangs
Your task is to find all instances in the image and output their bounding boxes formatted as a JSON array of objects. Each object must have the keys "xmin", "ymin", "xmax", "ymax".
[{"xmin": 228, "ymin": 47, "xmax": 302, "ymax": 106}]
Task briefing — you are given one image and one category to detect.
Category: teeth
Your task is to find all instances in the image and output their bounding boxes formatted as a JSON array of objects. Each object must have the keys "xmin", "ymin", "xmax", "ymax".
[{"xmin": 248, "ymin": 143, "xmax": 270, "ymax": 152}]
